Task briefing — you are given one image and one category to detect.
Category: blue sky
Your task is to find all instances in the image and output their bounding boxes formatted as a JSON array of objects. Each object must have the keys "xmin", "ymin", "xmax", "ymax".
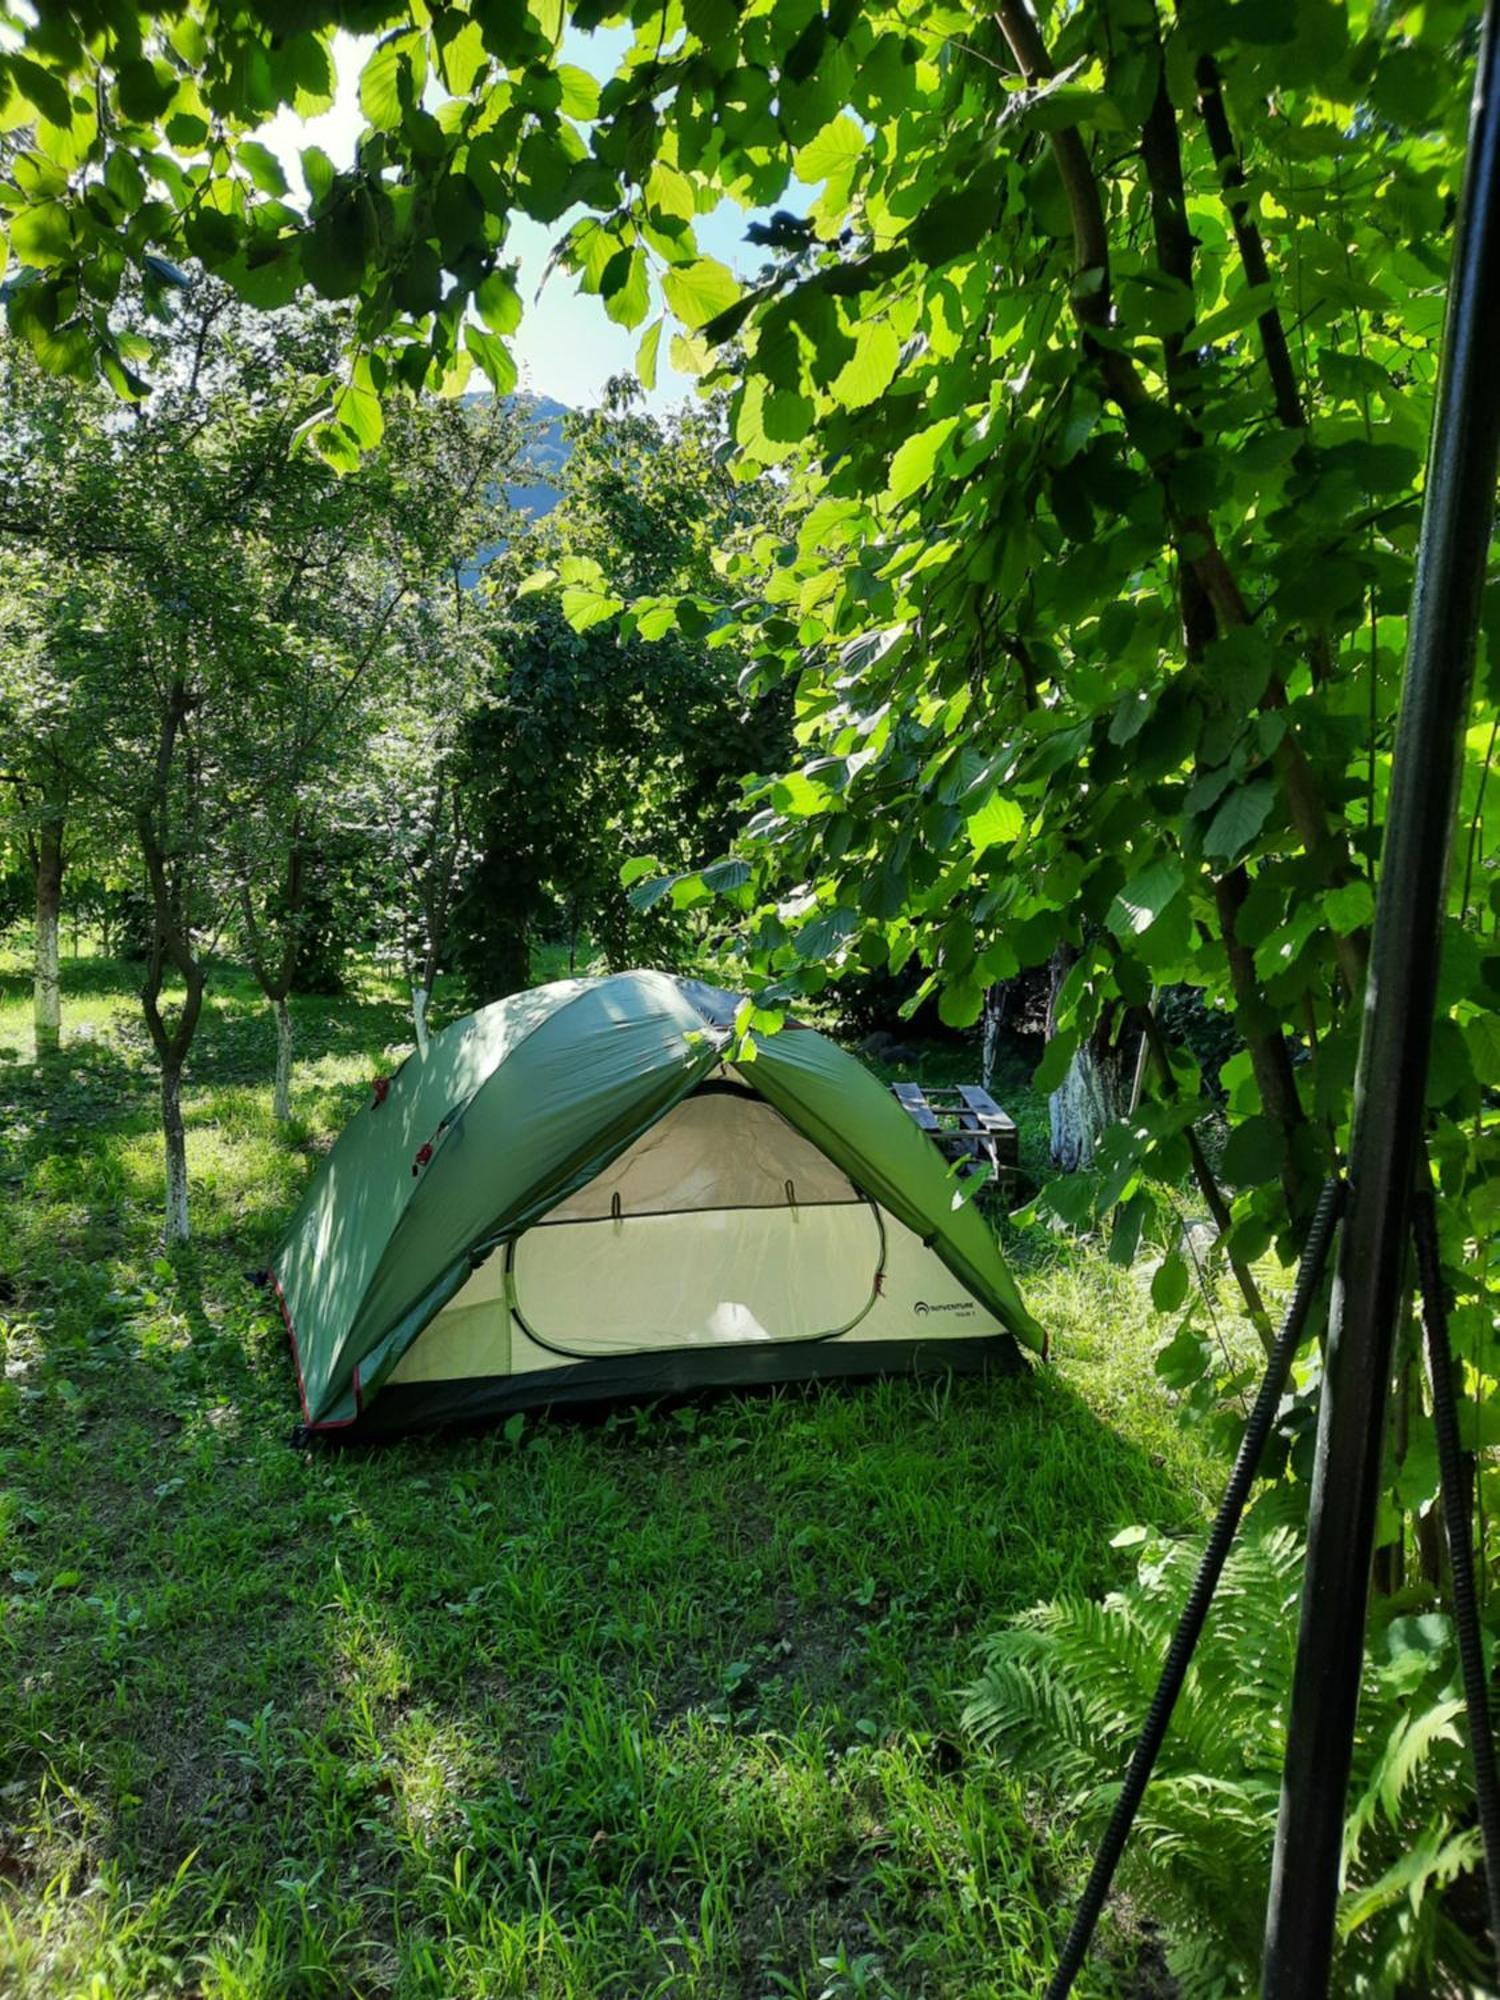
[{"xmin": 257, "ymin": 27, "xmax": 778, "ymax": 413}]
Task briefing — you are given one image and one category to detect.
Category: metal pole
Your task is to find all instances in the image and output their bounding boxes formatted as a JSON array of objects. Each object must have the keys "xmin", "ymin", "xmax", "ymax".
[{"xmin": 1263, "ymin": 9, "xmax": 1500, "ymax": 1993}]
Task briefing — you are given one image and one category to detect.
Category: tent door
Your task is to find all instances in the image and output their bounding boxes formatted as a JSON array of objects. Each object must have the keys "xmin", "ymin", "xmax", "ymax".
[{"xmin": 508, "ymin": 1196, "xmax": 886, "ymax": 1360}]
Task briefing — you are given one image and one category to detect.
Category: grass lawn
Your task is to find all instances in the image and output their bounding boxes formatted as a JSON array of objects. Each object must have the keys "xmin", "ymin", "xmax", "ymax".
[{"xmin": 0, "ymin": 954, "xmax": 1230, "ymax": 1999}]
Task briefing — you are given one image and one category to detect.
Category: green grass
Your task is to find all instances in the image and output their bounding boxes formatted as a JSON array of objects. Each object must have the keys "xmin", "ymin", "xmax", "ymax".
[{"xmin": 0, "ymin": 952, "xmax": 1225, "ymax": 1998}]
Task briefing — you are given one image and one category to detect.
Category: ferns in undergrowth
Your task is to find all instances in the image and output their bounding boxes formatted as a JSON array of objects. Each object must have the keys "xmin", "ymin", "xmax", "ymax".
[{"xmin": 962, "ymin": 1505, "xmax": 1492, "ymax": 1997}]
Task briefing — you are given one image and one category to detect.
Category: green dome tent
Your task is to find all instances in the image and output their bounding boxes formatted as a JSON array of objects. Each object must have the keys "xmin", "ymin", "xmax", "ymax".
[{"xmin": 271, "ymin": 970, "xmax": 1043, "ymax": 1438}]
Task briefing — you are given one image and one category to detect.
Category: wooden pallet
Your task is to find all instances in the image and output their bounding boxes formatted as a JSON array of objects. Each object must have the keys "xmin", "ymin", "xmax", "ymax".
[{"xmin": 890, "ymin": 1081, "xmax": 1019, "ymax": 1184}]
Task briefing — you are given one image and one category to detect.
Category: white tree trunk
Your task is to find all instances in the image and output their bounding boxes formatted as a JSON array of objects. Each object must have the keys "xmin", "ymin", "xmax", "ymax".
[
  {"xmin": 1049, "ymin": 1041, "xmax": 1126, "ymax": 1172},
  {"xmin": 981, "ymin": 983, "xmax": 1007, "ymax": 1091},
  {"xmin": 33, "ymin": 821, "xmax": 63, "ymax": 1057},
  {"xmin": 412, "ymin": 981, "xmax": 431, "ymax": 1056},
  {"xmin": 162, "ymin": 1066, "xmax": 190, "ymax": 1243},
  {"xmin": 1047, "ymin": 943, "xmax": 1126, "ymax": 1171},
  {"xmin": 272, "ymin": 997, "xmax": 293, "ymax": 1122}
]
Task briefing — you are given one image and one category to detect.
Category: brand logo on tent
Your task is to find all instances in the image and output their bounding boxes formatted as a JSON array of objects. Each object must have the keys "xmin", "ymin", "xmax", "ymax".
[{"xmin": 914, "ymin": 1299, "xmax": 976, "ymax": 1316}]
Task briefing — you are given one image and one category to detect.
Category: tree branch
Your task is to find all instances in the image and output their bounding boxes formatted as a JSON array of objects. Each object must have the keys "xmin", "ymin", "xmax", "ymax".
[
  {"xmin": 1135, "ymin": 1003, "xmax": 1276, "ymax": 1353},
  {"xmin": 1194, "ymin": 53, "xmax": 1306, "ymax": 431}
]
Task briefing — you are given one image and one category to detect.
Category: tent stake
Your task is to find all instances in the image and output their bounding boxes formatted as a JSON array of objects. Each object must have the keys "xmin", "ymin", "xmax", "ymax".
[{"xmin": 1262, "ymin": 7, "xmax": 1500, "ymax": 1991}]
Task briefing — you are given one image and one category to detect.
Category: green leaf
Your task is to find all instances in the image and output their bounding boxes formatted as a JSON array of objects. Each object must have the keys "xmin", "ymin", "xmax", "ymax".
[
  {"xmin": 1324, "ymin": 880, "xmax": 1374, "ymax": 935},
  {"xmin": 795, "ymin": 907, "xmax": 858, "ymax": 962},
  {"xmin": 1221, "ymin": 1115, "xmax": 1283, "ymax": 1188},
  {"xmin": 303, "ymin": 419, "xmax": 362, "ymax": 475},
  {"xmin": 516, "ymin": 127, "xmax": 579, "ymax": 222},
  {"xmin": 1034, "ymin": 1028, "xmax": 1079, "ymax": 1096},
  {"xmin": 1463, "ymin": 1010, "xmax": 1500, "ymax": 1087},
  {"xmin": 557, "ymin": 64, "xmax": 601, "ymax": 120},
  {"xmin": 116, "ymin": 57, "xmax": 175, "ymax": 123},
  {"xmin": 224, "ymin": 246, "xmax": 301, "ymax": 309},
  {"xmin": 886, "ymin": 417, "xmax": 958, "ymax": 504},
  {"xmin": 283, "ymin": 32, "xmax": 336, "ymax": 116},
  {"xmin": 437, "ymin": 17, "xmax": 489, "ymax": 95},
  {"xmin": 628, "ymin": 872, "xmax": 679, "ymax": 912},
  {"xmin": 636, "ymin": 316, "xmax": 663, "ymax": 391},
  {"xmin": 794, "ymin": 114, "xmax": 864, "ymax": 184},
  {"xmin": 830, "ymin": 320, "xmax": 900, "ymax": 410},
  {"xmin": 561, "ymin": 581, "xmax": 625, "ymax": 631},
  {"xmin": 1151, "ymin": 1252, "xmax": 1190, "ymax": 1313},
  {"xmin": 910, "ymin": 187, "xmax": 994, "ymax": 267},
  {"xmin": 661, "ymin": 257, "xmax": 740, "ymax": 332},
  {"xmin": 475, "ymin": 268, "xmax": 522, "ymax": 335},
  {"xmin": 701, "ymin": 857, "xmax": 751, "ymax": 892},
  {"xmin": 1109, "ymin": 1191, "xmax": 1147, "ymax": 1266},
  {"xmin": 645, "ymin": 161, "xmax": 696, "ymax": 231},
  {"xmin": 1107, "ymin": 859, "xmax": 1184, "ymax": 938},
  {"xmin": 303, "ymin": 189, "xmax": 375, "ymax": 299},
  {"xmin": 103, "ymin": 149, "xmax": 145, "ymax": 213},
  {"xmin": 360, "ymin": 33, "xmax": 426, "ymax": 132},
  {"xmin": 938, "ymin": 980, "xmax": 984, "ymax": 1029},
  {"xmin": 1156, "ymin": 1323, "xmax": 1211, "ymax": 1391},
  {"xmin": 333, "ymin": 357, "xmax": 383, "ymax": 449},
  {"xmin": 10, "ymin": 201, "xmax": 73, "ymax": 268},
  {"xmin": 601, "ymin": 247, "xmax": 650, "ymax": 329},
  {"xmin": 966, "ymin": 791, "xmax": 1024, "ymax": 852},
  {"xmin": 301, "ymin": 146, "xmax": 337, "ymax": 206},
  {"xmin": 1202, "ymin": 781, "xmax": 1276, "ymax": 861},
  {"xmin": 464, "ymin": 324, "xmax": 517, "ymax": 393},
  {"xmin": 237, "ymin": 140, "xmax": 288, "ymax": 197}
]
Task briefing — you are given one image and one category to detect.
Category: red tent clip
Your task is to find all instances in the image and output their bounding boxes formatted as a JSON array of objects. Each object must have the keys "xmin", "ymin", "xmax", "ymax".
[
  {"xmin": 411, "ymin": 1141, "xmax": 433, "ymax": 1176},
  {"xmin": 371, "ymin": 1075, "xmax": 391, "ymax": 1108}
]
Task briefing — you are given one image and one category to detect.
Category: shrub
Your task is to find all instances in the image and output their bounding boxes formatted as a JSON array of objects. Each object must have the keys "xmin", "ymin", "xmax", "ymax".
[{"xmin": 962, "ymin": 1506, "xmax": 1489, "ymax": 1997}]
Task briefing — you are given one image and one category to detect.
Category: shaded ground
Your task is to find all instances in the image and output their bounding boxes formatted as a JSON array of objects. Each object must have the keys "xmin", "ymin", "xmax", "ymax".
[{"xmin": 0, "ymin": 956, "xmax": 1219, "ymax": 1998}]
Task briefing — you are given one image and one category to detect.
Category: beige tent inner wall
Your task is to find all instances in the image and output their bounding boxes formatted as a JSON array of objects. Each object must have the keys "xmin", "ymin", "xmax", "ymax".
[
  {"xmin": 544, "ymin": 1083, "xmax": 855, "ymax": 1218},
  {"xmin": 389, "ymin": 1081, "xmax": 1004, "ymax": 1387}
]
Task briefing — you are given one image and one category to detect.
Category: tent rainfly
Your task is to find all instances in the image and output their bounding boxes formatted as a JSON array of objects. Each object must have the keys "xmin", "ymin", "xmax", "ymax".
[{"xmin": 270, "ymin": 971, "xmax": 1044, "ymax": 1438}]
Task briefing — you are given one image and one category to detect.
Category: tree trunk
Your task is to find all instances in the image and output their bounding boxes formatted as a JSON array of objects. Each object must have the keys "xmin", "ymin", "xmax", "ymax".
[
  {"xmin": 162, "ymin": 1063, "xmax": 190, "ymax": 1244},
  {"xmin": 272, "ymin": 997, "xmax": 293, "ymax": 1122},
  {"xmin": 1048, "ymin": 946, "xmax": 1127, "ymax": 1171},
  {"xmin": 412, "ymin": 981, "xmax": 431, "ymax": 1056},
  {"xmin": 32, "ymin": 813, "xmax": 63, "ymax": 1057},
  {"xmin": 137, "ymin": 676, "xmax": 204, "ymax": 1247},
  {"xmin": 1050, "ymin": 1041, "xmax": 1129, "ymax": 1170},
  {"xmin": 981, "ymin": 982, "xmax": 1008, "ymax": 1092}
]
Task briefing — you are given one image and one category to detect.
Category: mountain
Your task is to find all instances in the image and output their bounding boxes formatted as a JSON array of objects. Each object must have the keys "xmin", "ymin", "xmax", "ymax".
[
  {"xmin": 506, "ymin": 393, "xmax": 570, "ymax": 518},
  {"xmin": 457, "ymin": 393, "xmax": 572, "ymax": 588}
]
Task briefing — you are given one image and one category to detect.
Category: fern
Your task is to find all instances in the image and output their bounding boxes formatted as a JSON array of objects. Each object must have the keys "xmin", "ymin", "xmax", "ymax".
[{"xmin": 961, "ymin": 1511, "xmax": 1488, "ymax": 1997}]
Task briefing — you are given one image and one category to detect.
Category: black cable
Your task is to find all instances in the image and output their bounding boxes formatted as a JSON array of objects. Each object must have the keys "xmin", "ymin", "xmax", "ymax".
[
  {"xmin": 1045, "ymin": 1177, "xmax": 1346, "ymax": 2000},
  {"xmin": 1412, "ymin": 1180, "xmax": 1500, "ymax": 1964}
]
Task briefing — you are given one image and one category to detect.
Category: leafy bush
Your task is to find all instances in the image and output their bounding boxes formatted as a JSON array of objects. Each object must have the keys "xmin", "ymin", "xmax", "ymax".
[{"xmin": 962, "ymin": 1508, "xmax": 1490, "ymax": 1997}]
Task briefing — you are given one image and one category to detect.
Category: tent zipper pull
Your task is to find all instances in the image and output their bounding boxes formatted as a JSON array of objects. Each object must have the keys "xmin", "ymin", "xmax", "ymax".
[
  {"xmin": 611, "ymin": 1192, "xmax": 623, "ymax": 1232},
  {"xmin": 785, "ymin": 1178, "xmax": 798, "ymax": 1220}
]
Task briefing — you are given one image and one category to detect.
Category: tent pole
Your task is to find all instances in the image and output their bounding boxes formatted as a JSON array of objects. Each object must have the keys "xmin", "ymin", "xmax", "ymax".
[{"xmin": 1262, "ymin": 8, "xmax": 1500, "ymax": 1993}]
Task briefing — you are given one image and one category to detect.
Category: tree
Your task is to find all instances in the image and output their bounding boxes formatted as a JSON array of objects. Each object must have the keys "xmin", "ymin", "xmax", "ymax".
[
  {"xmin": 0, "ymin": 558, "xmax": 88, "ymax": 1055},
  {"xmin": 453, "ymin": 383, "xmax": 788, "ymax": 997},
  {"xmin": 0, "ymin": 281, "xmax": 518, "ymax": 1226},
  {"xmin": 0, "ymin": 355, "xmax": 120, "ymax": 1054},
  {"xmin": 223, "ymin": 386, "xmax": 519, "ymax": 1100},
  {"xmin": 360, "ymin": 583, "xmax": 489, "ymax": 1046}
]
